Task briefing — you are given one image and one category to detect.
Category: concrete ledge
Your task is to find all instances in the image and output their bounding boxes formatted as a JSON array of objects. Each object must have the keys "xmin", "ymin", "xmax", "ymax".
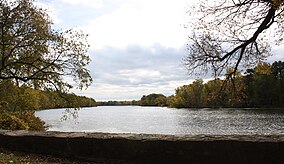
[{"xmin": 1, "ymin": 130, "xmax": 284, "ymax": 163}]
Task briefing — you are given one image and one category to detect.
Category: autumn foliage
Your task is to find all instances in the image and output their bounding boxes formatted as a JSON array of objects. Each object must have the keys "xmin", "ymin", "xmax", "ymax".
[{"xmin": 169, "ymin": 61, "xmax": 284, "ymax": 108}]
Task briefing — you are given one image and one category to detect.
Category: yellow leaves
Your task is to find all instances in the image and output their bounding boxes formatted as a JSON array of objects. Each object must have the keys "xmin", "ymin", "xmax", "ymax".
[
  {"xmin": 225, "ymin": 68, "xmax": 242, "ymax": 77},
  {"xmin": 140, "ymin": 94, "xmax": 167, "ymax": 106},
  {"xmin": 254, "ymin": 62, "xmax": 272, "ymax": 75},
  {"xmin": 0, "ymin": 110, "xmax": 46, "ymax": 131},
  {"xmin": 0, "ymin": 112, "xmax": 29, "ymax": 130},
  {"xmin": 1, "ymin": 0, "xmax": 92, "ymax": 92},
  {"xmin": 272, "ymin": 0, "xmax": 284, "ymax": 10}
]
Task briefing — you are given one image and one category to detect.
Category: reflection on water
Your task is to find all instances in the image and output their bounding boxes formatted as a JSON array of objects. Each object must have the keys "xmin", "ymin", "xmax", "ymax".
[{"xmin": 35, "ymin": 106, "xmax": 284, "ymax": 135}]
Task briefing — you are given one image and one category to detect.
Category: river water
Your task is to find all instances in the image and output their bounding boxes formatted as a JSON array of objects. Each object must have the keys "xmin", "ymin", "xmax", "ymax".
[{"xmin": 35, "ymin": 106, "xmax": 284, "ymax": 135}]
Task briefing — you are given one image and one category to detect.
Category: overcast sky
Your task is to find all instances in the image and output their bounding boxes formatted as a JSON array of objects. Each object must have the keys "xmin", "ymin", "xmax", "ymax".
[{"xmin": 39, "ymin": 0, "xmax": 284, "ymax": 101}]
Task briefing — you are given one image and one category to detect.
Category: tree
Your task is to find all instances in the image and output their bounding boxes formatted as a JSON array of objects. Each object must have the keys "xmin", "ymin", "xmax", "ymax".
[
  {"xmin": 168, "ymin": 79, "xmax": 205, "ymax": 108},
  {"xmin": 140, "ymin": 93, "xmax": 167, "ymax": 106},
  {"xmin": 252, "ymin": 62, "xmax": 279, "ymax": 106},
  {"xmin": 272, "ymin": 61, "xmax": 284, "ymax": 80},
  {"xmin": 203, "ymin": 78, "xmax": 224, "ymax": 107},
  {"xmin": 190, "ymin": 79, "xmax": 204, "ymax": 107},
  {"xmin": 271, "ymin": 61, "xmax": 284, "ymax": 106},
  {"xmin": 172, "ymin": 85, "xmax": 192, "ymax": 107},
  {"xmin": 0, "ymin": 0, "xmax": 92, "ymax": 91},
  {"xmin": 185, "ymin": 0, "xmax": 284, "ymax": 77}
]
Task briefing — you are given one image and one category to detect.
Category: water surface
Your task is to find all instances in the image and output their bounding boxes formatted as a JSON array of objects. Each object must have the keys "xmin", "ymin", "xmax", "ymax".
[{"xmin": 35, "ymin": 106, "xmax": 284, "ymax": 135}]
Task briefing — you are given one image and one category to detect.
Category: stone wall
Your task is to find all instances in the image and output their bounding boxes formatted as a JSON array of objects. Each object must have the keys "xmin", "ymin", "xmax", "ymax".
[{"xmin": 0, "ymin": 130, "xmax": 284, "ymax": 163}]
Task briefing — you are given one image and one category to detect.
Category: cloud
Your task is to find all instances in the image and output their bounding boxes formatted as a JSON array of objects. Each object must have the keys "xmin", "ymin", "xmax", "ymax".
[
  {"xmin": 90, "ymin": 44, "xmax": 188, "ymax": 83},
  {"xmin": 70, "ymin": 44, "xmax": 194, "ymax": 100},
  {"xmin": 61, "ymin": 0, "xmax": 103, "ymax": 9},
  {"xmin": 35, "ymin": 1, "xmax": 61, "ymax": 24},
  {"xmin": 41, "ymin": 0, "xmax": 283, "ymax": 101},
  {"xmin": 78, "ymin": 0, "xmax": 189, "ymax": 49},
  {"xmin": 72, "ymin": 80, "xmax": 192, "ymax": 101},
  {"xmin": 269, "ymin": 45, "xmax": 284, "ymax": 62}
]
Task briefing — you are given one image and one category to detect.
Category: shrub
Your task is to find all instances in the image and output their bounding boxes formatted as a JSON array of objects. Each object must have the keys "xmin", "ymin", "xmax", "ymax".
[{"xmin": 0, "ymin": 111, "xmax": 45, "ymax": 131}]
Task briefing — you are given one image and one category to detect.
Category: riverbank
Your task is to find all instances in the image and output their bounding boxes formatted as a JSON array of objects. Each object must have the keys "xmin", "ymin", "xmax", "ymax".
[{"xmin": 1, "ymin": 130, "xmax": 284, "ymax": 163}]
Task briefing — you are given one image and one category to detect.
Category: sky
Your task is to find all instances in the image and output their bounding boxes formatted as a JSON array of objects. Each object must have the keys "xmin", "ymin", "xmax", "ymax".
[{"xmin": 38, "ymin": 0, "xmax": 284, "ymax": 101}]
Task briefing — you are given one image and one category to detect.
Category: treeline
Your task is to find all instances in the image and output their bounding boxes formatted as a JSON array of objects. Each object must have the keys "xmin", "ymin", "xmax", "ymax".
[
  {"xmin": 0, "ymin": 80, "xmax": 96, "ymax": 130},
  {"xmin": 96, "ymin": 100, "xmax": 139, "ymax": 106},
  {"xmin": 169, "ymin": 61, "xmax": 284, "ymax": 108},
  {"xmin": 140, "ymin": 61, "xmax": 284, "ymax": 108},
  {"xmin": 96, "ymin": 94, "xmax": 168, "ymax": 107},
  {"xmin": 0, "ymin": 80, "xmax": 96, "ymax": 111}
]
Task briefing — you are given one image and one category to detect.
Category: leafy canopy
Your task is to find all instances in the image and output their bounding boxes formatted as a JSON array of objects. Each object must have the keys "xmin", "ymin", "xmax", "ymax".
[{"xmin": 0, "ymin": 0, "xmax": 92, "ymax": 91}]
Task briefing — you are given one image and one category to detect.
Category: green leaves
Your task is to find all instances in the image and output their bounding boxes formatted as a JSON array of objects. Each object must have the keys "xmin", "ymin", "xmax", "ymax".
[
  {"xmin": 0, "ymin": 80, "xmax": 96, "ymax": 130},
  {"xmin": 0, "ymin": 111, "xmax": 45, "ymax": 131},
  {"xmin": 140, "ymin": 94, "xmax": 168, "ymax": 106},
  {"xmin": 170, "ymin": 61, "xmax": 284, "ymax": 108},
  {"xmin": 0, "ymin": 0, "xmax": 92, "ymax": 92},
  {"xmin": 0, "ymin": 0, "xmax": 94, "ymax": 131}
]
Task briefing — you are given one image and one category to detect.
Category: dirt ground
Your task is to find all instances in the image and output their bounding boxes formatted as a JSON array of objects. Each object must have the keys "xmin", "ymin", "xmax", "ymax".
[{"xmin": 0, "ymin": 148, "xmax": 134, "ymax": 164}]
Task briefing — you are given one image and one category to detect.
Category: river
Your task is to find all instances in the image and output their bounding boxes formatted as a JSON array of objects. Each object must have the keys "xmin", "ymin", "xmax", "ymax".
[{"xmin": 35, "ymin": 106, "xmax": 284, "ymax": 135}]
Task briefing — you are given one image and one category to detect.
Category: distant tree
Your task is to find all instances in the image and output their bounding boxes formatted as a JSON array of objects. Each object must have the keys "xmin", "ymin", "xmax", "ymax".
[
  {"xmin": 190, "ymin": 79, "xmax": 204, "ymax": 107},
  {"xmin": 243, "ymin": 69, "xmax": 255, "ymax": 106},
  {"xmin": 140, "ymin": 94, "xmax": 167, "ymax": 106},
  {"xmin": 224, "ymin": 69, "xmax": 247, "ymax": 107},
  {"xmin": 203, "ymin": 78, "xmax": 224, "ymax": 107},
  {"xmin": 154, "ymin": 96, "xmax": 168, "ymax": 107},
  {"xmin": 169, "ymin": 61, "xmax": 284, "ymax": 108},
  {"xmin": 185, "ymin": 0, "xmax": 284, "ymax": 77},
  {"xmin": 0, "ymin": 80, "xmax": 96, "ymax": 113},
  {"xmin": 271, "ymin": 61, "xmax": 284, "ymax": 106},
  {"xmin": 0, "ymin": 0, "xmax": 92, "ymax": 91},
  {"xmin": 272, "ymin": 61, "xmax": 284, "ymax": 80},
  {"xmin": 173, "ymin": 85, "xmax": 193, "ymax": 108},
  {"xmin": 169, "ymin": 79, "xmax": 205, "ymax": 108},
  {"xmin": 251, "ymin": 63, "xmax": 275, "ymax": 106}
]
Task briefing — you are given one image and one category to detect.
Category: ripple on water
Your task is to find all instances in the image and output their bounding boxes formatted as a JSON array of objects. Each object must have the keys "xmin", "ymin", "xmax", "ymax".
[{"xmin": 35, "ymin": 106, "xmax": 284, "ymax": 135}]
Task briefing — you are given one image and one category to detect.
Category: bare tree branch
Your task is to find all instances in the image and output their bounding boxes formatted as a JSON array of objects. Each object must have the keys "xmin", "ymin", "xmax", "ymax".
[{"xmin": 185, "ymin": 0, "xmax": 283, "ymax": 77}]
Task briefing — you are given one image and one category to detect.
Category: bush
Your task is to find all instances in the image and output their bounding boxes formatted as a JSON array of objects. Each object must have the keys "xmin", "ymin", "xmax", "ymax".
[
  {"xmin": 0, "ymin": 111, "xmax": 45, "ymax": 131},
  {"xmin": 0, "ymin": 112, "xmax": 28, "ymax": 130},
  {"xmin": 18, "ymin": 111, "xmax": 46, "ymax": 131}
]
